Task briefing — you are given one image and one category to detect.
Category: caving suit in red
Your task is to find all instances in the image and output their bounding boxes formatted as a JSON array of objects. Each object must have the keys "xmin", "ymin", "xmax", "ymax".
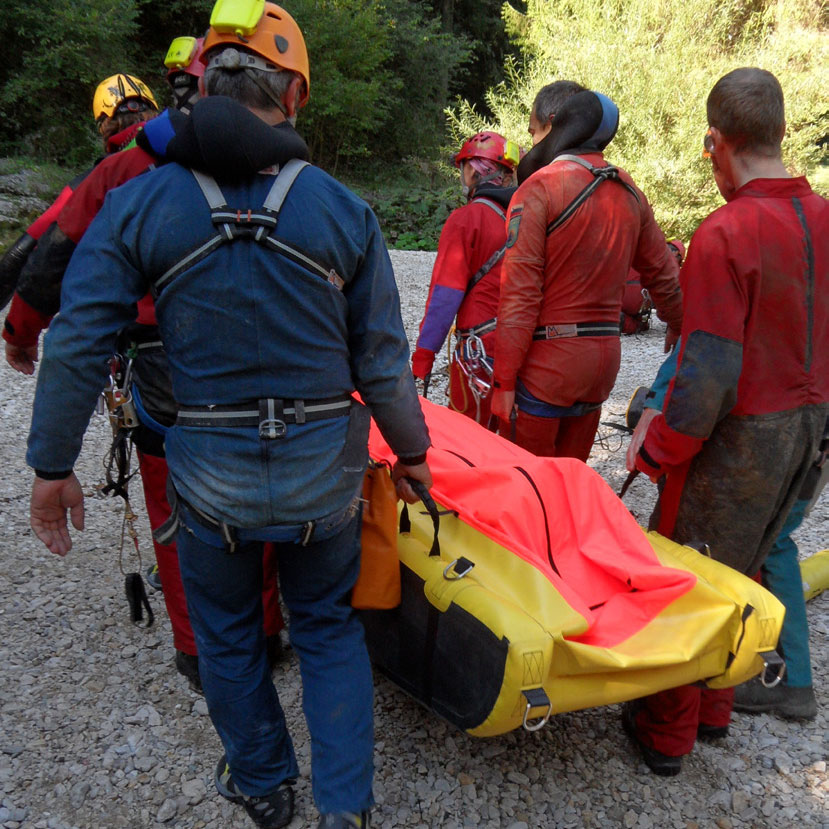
[
  {"xmin": 634, "ymin": 176, "xmax": 828, "ymax": 756},
  {"xmin": 494, "ymin": 152, "xmax": 683, "ymax": 460},
  {"xmin": 412, "ymin": 192, "xmax": 509, "ymax": 424}
]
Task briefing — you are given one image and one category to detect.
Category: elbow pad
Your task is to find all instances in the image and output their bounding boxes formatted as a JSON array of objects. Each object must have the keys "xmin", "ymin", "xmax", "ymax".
[{"xmin": 0, "ymin": 232, "xmax": 37, "ymax": 310}]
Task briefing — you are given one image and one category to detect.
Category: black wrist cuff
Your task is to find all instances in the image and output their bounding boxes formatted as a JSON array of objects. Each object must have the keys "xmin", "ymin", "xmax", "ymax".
[
  {"xmin": 35, "ymin": 469, "xmax": 72, "ymax": 480},
  {"xmin": 398, "ymin": 454, "xmax": 427, "ymax": 467}
]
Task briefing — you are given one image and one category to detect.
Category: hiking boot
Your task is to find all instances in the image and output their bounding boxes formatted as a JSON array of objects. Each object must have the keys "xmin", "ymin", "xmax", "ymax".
[
  {"xmin": 145, "ymin": 563, "xmax": 163, "ymax": 592},
  {"xmin": 175, "ymin": 650, "xmax": 202, "ymax": 694},
  {"xmin": 621, "ymin": 702, "xmax": 682, "ymax": 776},
  {"xmin": 215, "ymin": 755, "xmax": 294, "ymax": 829},
  {"xmin": 318, "ymin": 812, "xmax": 371, "ymax": 828},
  {"xmin": 697, "ymin": 723, "xmax": 729, "ymax": 741},
  {"xmin": 732, "ymin": 678, "xmax": 817, "ymax": 720}
]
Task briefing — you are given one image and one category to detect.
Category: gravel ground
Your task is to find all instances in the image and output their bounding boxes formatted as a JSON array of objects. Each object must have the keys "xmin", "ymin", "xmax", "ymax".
[{"xmin": 0, "ymin": 250, "xmax": 826, "ymax": 829}]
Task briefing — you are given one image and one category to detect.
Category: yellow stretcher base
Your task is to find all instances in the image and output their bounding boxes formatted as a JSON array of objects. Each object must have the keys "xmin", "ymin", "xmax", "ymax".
[
  {"xmin": 801, "ymin": 550, "xmax": 829, "ymax": 601},
  {"xmin": 374, "ymin": 501, "xmax": 786, "ymax": 737}
]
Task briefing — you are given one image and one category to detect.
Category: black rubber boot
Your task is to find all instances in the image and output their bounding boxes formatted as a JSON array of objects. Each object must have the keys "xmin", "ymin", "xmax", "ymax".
[{"xmin": 733, "ymin": 678, "xmax": 817, "ymax": 720}]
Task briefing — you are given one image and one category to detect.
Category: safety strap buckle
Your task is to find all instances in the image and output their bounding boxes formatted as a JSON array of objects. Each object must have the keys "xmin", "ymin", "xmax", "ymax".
[
  {"xmin": 760, "ymin": 651, "xmax": 786, "ymax": 688},
  {"xmin": 259, "ymin": 398, "xmax": 287, "ymax": 439},
  {"xmin": 522, "ymin": 687, "xmax": 553, "ymax": 731},
  {"xmin": 259, "ymin": 418, "xmax": 287, "ymax": 440}
]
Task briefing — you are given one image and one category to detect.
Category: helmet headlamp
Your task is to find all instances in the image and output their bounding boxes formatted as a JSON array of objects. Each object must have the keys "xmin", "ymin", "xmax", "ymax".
[
  {"xmin": 164, "ymin": 36, "xmax": 199, "ymax": 71},
  {"xmin": 209, "ymin": 0, "xmax": 266, "ymax": 38}
]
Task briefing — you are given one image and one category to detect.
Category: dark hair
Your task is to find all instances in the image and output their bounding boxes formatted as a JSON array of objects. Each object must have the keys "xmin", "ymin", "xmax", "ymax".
[
  {"xmin": 707, "ymin": 68, "xmax": 785, "ymax": 156},
  {"xmin": 99, "ymin": 108, "xmax": 155, "ymax": 142},
  {"xmin": 531, "ymin": 80, "xmax": 587, "ymax": 123}
]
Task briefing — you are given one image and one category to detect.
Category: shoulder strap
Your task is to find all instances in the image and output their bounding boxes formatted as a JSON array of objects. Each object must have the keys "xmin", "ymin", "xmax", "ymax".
[
  {"xmin": 470, "ymin": 197, "xmax": 507, "ymax": 221},
  {"xmin": 466, "ymin": 244, "xmax": 506, "ymax": 297},
  {"xmin": 546, "ymin": 154, "xmax": 641, "ymax": 236},
  {"xmin": 262, "ymin": 158, "xmax": 309, "ymax": 213},
  {"xmin": 191, "ymin": 169, "xmax": 228, "ymax": 209},
  {"xmin": 154, "ymin": 161, "xmax": 344, "ymax": 295},
  {"xmin": 553, "ymin": 153, "xmax": 598, "ymax": 171},
  {"xmin": 464, "ymin": 197, "xmax": 508, "ymax": 295}
]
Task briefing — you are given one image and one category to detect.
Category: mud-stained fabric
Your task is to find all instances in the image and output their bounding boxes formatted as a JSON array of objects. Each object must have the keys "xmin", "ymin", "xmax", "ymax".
[
  {"xmin": 671, "ymin": 404, "xmax": 827, "ymax": 576},
  {"xmin": 664, "ymin": 329, "xmax": 742, "ymax": 438}
]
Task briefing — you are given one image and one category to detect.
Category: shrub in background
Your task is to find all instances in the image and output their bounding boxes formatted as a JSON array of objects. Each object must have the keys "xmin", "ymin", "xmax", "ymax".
[
  {"xmin": 0, "ymin": 0, "xmax": 144, "ymax": 166},
  {"xmin": 448, "ymin": 0, "xmax": 828, "ymax": 241}
]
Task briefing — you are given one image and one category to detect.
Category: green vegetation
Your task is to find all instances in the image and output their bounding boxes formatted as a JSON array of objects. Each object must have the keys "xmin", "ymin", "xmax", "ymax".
[
  {"xmin": 450, "ymin": 0, "xmax": 828, "ymax": 241},
  {"xmin": 0, "ymin": 0, "xmax": 825, "ymax": 251},
  {"xmin": 347, "ymin": 161, "xmax": 461, "ymax": 249}
]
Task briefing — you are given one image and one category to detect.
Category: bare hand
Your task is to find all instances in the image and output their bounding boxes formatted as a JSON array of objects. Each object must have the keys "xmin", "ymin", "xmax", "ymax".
[
  {"xmin": 392, "ymin": 460, "xmax": 433, "ymax": 504},
  {"xmin": 664, "ymin": 327, "xmax": 680, "ymax": 354},
  {"xmin": 30, "ymin": 474, "xmax": 85, "ymax": 556},
  {"xmin": 490, "ymin": 388, "xmax": 516, "ymax": 422},
  {"xmin": 5, "ymin": 342, "xmax": 38, "ymax": 375},
  {"xmin": 625, "ymin": 407, "xmax": 659, "ymax": 472}
]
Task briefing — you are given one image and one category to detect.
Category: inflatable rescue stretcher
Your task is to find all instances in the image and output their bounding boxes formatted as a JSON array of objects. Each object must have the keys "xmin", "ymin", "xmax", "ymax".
[{"xmin": 362, "ymin": 398, "xmax": 785, "ymax": 737}]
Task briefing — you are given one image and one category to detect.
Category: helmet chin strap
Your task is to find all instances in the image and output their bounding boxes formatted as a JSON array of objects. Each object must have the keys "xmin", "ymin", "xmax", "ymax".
[
  {"xmin": 243, "ymin": 68, "xmax": 290, "ymax": 119},
  {"xmin": 464, "ymin": 169, "xmax": 503, "ymax": 200},
  {"xmin": 207, "ymin": 48, "xmax": 291, "ymax": 120}
]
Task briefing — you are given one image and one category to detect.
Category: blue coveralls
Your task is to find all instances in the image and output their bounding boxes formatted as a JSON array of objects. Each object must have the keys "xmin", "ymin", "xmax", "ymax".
[
  {"xmin": 27, "ymin": 125, "xmax": 430, "ymax": 813},
  {"xmin": 646, "ymin": 347, "xmax": 813, "ymax": 687}
]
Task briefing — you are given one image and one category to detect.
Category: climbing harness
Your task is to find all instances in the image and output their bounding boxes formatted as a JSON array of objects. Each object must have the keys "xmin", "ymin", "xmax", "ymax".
[
  {"xmin": 451, "ymin": 320, "xmax": 495, "ymax": 424},
  {"xmin": 152, "ymin": 158, "xmax": 344, "ymax": 298},
  {"xmin": 447, "ymin": 196, "xmax": 507, "ymax": 423},
  {"xmin": 545, "ymin": 154, "xmax": 640, "ymax": 236},
  {"xmin": 97, "ymin": 352, "xmax": 154, "ymax": 627}
]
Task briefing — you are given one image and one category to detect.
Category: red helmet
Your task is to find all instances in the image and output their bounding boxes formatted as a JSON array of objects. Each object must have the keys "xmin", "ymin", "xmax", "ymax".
[
  {"xmin": 165, "ymin": 36, "xmax": 206, "ymax": 80},
  {"xmin": 454, "ymin": 131, "xmax": 521, "ymax": 170}
]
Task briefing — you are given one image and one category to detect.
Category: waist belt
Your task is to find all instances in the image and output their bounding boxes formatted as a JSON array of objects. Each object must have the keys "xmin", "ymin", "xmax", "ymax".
[
  {"xmin": 532, "ymin": 322, "xmax": 620, "ymax": 340},
  {"xmin": 176, "ymin": 394, "xmax": 352, "ymax": 439},
  {"xmin": 154, "ymin": 479, "xmax": 358, "ymax": 552},
  {"xmin": 456, "ymin": 317, "xmax": 497, "ymax": 338}
]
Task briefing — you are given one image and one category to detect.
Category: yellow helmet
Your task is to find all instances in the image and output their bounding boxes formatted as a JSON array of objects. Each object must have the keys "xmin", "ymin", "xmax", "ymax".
[{"xmin": 92, "ymin": 74, "xmax": 159, "ymax": 126}]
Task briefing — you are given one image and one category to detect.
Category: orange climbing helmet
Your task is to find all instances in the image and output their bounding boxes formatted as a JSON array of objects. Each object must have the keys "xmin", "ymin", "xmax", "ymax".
[{"xmin": 202, "ymin": 0, "xmax": 309, "ymax": 106}]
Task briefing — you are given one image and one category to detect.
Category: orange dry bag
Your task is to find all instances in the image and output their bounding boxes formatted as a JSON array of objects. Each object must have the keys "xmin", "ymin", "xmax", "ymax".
[{"xmin": 352, "ymin": 460, "xmax": 401, "ymax": 609}]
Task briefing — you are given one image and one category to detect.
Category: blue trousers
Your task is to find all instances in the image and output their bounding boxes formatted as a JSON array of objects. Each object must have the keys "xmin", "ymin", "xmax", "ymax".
[
  {"xmin": 762, "ymin": 497, "xmax": 812, "ymax": 687},
  {"xmin": 176, "ymin": 509, "xmax": 374, "ymax": 813}
]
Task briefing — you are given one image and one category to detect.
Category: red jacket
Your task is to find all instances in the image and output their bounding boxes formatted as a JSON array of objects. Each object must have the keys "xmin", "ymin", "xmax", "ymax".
[
  {"xmin": 640, "ymin": 176, "xmax": 828, "ymax": 475},
  {"xmin": 1, "ymin": 183, "xmax": 79, "ymax": 346},
  {"xmin": 412, "ymin": 194, "xmax": 508, "ymax": 378},
  {"xmin": 58, "ymin": 145, "xmax": 159, "ymax": 327},
  {"xmin": 494, "ymin": 152, "xmax": 682, "ymax": 405},
  {"xmin": 3, "ymin": 140, "xmax": 158, "ymax": 346}
]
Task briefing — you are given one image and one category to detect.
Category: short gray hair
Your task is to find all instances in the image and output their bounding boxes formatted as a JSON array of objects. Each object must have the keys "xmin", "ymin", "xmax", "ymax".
[{"xmin": 204, "ymin": 62, "xmax": 296, "ymax": 111}]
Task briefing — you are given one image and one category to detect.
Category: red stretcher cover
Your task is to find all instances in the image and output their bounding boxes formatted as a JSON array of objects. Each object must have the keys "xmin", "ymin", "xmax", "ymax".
[{"xmin": 368, "ymin": 397, "xmax": 696, "ymax": 649}]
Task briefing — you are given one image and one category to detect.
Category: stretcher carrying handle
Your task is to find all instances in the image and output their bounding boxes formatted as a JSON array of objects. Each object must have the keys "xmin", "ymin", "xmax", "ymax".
[
  {"xmin": 760, "ymin": 650, "xmax": 786, "ymax": 689},
  {"xmin": 399, "ymin": 478, "xmax": 441, "ymax": 557}
]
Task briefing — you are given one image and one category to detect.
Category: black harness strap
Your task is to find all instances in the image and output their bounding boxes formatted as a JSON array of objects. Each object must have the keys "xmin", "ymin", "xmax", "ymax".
[
  {"xmin": 546, "ymin": 154, "xmax": 641, "ymax": 236},
  {"xmin": 152, "ymin": 160, "xmax": 345, "ymax": 296},
  {"xmin": 465, "ymin": 198, "xmax": 508, "ymax": 297}
]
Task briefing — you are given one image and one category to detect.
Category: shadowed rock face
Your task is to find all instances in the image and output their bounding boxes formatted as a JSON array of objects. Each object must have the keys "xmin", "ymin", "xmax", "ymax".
[{"xmin": 0, "ymin": 166, "xmax": 54, "ymax": 235}]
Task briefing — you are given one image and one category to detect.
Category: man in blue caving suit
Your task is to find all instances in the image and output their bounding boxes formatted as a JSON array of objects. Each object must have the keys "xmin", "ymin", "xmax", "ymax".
[{"xmin": 24, "ymin": 3, "xmax": 432, "ymax": 828}]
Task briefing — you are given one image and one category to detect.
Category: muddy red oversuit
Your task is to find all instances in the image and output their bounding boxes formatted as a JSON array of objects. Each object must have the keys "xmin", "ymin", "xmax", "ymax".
[
  {"xmin": 412, "ymin": 188, "xmax": 511, "ymax": 424},
  {"xmin": 494, "ymin": 153, "xmax": 683, "ymax": 460},
  {"xmin": 633, "ymin": 176, "xmax": 829, "ymax": 757}
]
